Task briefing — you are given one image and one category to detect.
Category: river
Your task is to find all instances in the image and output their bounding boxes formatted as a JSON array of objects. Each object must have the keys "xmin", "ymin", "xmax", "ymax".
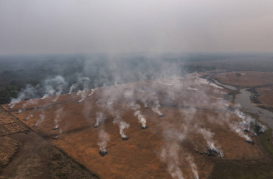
[
  {"xmin": 235, "ymin": 89, "xmax": 273, "ymax": 134},
  {"xmin": 210, "ymin": 78, "xmax": 273, "ymax": 134}
]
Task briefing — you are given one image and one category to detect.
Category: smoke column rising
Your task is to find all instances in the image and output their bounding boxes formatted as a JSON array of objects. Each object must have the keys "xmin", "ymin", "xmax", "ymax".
[
  {"xmin": 54, "ymin": 107, "xmax": 63, "ymax": 129},
  {"xmin": 113, "ymin": 115, "xmax": 130, "ymax": 139},
  {"xmin": 34, "ymin": 112, "xmax": 45, "ymax": 127},
  {"xmin": 186, "ymin": 155, "xmax": 199, "ymax": 179},
  {"xmin": 94, "ymin": 112, "xmax": 106, "ymax": 128},
  {"xmin": 69, "ymin": 84, "xmax": 77, "ymax": 94},
  {"xmin": 97, "ymin": 127, "xmax": 110, "ymax": 152}
]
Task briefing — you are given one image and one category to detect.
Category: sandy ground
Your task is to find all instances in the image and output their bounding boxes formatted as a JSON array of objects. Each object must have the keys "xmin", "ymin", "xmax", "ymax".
[
  {"xmin": 0, "ymin": 107, "xmax": 98, "ymax": 179},
  {"xmin": 2, "ymin": 76, "xmax": 267, "ymax": 179}
]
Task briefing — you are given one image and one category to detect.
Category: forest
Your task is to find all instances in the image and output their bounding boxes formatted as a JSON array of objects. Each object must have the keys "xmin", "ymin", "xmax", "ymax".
[{"xmin": 0, "ymin": 53, "xmax": 219, "ymax": 104}]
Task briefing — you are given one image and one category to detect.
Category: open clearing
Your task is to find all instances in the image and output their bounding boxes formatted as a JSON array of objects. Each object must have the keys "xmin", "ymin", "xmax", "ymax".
[{"xmin": 2, "ymin": 75, "xmax": 271, "ymax": 179}]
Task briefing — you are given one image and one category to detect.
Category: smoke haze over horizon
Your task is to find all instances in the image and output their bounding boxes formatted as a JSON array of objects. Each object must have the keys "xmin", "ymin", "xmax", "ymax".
[{"xmin": 0, "ymin": 0, "xmax": 273, "ymax": 55}]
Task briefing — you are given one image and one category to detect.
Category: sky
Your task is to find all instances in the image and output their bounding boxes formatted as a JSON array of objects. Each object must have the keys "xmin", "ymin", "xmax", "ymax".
[{"xmin": 0, "ymin": 0, "xmax": 273, "ymax": 55}]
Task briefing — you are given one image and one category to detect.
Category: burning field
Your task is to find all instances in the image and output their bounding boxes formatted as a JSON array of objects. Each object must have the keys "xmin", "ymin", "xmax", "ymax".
[{"xmin": 2, "ymin": 74, "xmax": 268, "ymax": 179}]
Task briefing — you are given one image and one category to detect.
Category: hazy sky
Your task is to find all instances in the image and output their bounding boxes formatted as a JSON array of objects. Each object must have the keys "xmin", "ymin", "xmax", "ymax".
[{"xmin": 0, "ymin": 0, "xmax": 273, "ymax": 55}]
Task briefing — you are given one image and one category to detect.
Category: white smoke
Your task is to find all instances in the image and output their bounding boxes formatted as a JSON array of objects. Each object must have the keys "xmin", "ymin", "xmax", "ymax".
[
  {"xmin": 41, "ymin": 89, "xmax": 55, "ymax": 100},
  {"xmin": 78, "ymin": 77, "xmax": 91, "ymax": 90},
  {"xmin": 43, "ymin": 76, "xmax": 67, "ymax": 101},
  {"xmin": 42, "ymin": 76, "xmax": 68, "ymax": 103},
  {"xmin": 198, "ymin": 128, "xmax": 224, "ymax": 157},
  {"xmin": 124, "ymin": 88, "xmax": 135, "ymax": 107},
  {"xmin": 151, "ymin": 95, "xmax": 163, "ymax": 116},
  {"xmin": 94, "ymin": 112, "xmax": 106, "ymax": 127},
  {"xmin": 18, "ymin": 99, "xmax": 38, "ymax": 113},
  {"xmin": 256, "ymin": 122, "xmax": 266, "ymax": 133},
  {"xmin": 41, "ymin": 94, "xmax": 49, "ymax": 100},
  {"xmin": 186, "ymin": 155, "xmax": 199, "ymax": 179},
  {"xmin": 34, "ymin": 112, "xmax": 45, "ymax": 127},
  {"xmin": 229, "ymin": 122, "xmax": 251, "ymax": 141},
  {"xmin": 18, "ymin": 109, "xmax": 25, "ymax": 114},
  {"xmin": 77, "ymin": 77, "xmax": 91, "ymax": 102},
  {"xmin": 113, "ymin": 115, "xmax": 130, "ymax": 138},
  {"xmin": 118, "ymin": 121, "xmax": 130, "ymax": 138},
  {"xmin": 51, "ymin": 89, "xmax": 62, "ymax": 103},
  {"xmin": 54, "ymin": 107, "xmax": 63, "ymax": 129},
  {"xmin": 97, "ymin": 127, "xmax": 110, "ymax": 152},
  {"xmin": 24, "ymin": 113, "xmax": 33, "ymax": 121},
  {"xmin": 234, "ymin": 109, "xmax": 247, "ymax": 121},
  {"xmin": 132, "ymin": 104, "xmax": 147, "ymax": 128},
  {"xmin": 88, "ymin": 89, "xmax": 95, "ymax": 97},
  {"xmin": 69, "ymin": 84, "xmax": 77, "ymax": 94},
  {"xmin": 160, "ymin": 143, "xmax": 184, "ymax": 179},
  {"xmin": 55, "ymin": 129, "xmax": 63, "ymax": 139},
  {"xmin": 76, "ymin": 90, "xmax": 82, "ymax": 96},
  {"xmin": 143, "ymin": 101, "xmax": 148, "ymax": 108},
  {"xmin": 9, "ymin": 84, "xmax": 38, "ymax": 109},
  {"xmin": 187, "ymin": 87, "xmax": 199, "ymax": 91},
  {"xmin": 160, "ymin": 128, "xmax": 187, "ymax": 179},
  {"xmin": 78, "ymin": 90, "xmax": 88, "ymax": 103}
]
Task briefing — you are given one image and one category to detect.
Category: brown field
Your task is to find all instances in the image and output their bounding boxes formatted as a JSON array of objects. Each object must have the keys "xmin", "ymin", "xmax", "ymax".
[
  {"xmin": 214, "ymin": 71, "xmax": 273, "ymax": 87},
  {"xmin": 256, "ymin": 86, "xmax": 273, "ymax": 108},
  {"xmin": 1, "ymin": 76, "xmax": 267, "ymax": 179},
  {"xmin": 0, "ymin": 107, "xmax": 98, "ymax": 179}
]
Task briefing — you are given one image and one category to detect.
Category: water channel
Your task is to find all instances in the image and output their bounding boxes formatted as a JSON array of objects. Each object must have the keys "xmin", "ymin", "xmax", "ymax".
[{"xmin": 212, "ymin": 79, "xmax": 273, "ymax": 135}]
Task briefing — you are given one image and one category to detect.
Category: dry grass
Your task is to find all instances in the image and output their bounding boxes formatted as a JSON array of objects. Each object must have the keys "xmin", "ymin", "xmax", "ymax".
[{"xmin": 3, "ymin": 77, "xmax": 267, "ymax": 179}]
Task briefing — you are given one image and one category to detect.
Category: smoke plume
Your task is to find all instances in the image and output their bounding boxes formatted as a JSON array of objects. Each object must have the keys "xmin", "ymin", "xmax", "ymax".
[
  {"xmin": 53, "ymin": 107, "xmax": 63, "ymax": 129},
  {"xmin": 9, "ymin": 84, "xmax": 38, "ymax": 109},
  {"xmin": 113, "ymin": 114, "xmax": 130, "ymax": 139},
  {"xmin": 69, "ymin": 84, "xmax": 77, "ymax": 94},
  {"xmin": 34, "ymin": 112, "xmax": 45, "ymax": 127},
  {"xmin": 186, "ymin": 155, "xmax": 199, "ymax": 179},
  {"xmin": 94, "ymin": 112, "xmax": 106, "ymax": 128},
  {"xmin": 97, "ymin": 127, "xmax": 110, "ymax": 152}
]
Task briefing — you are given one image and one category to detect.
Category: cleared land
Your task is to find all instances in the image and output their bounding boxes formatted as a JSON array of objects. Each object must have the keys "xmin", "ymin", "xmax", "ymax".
[
  {"xmin": 0, "ymin": 107, "xmax": 98, "ymax": 179},
  {"xmin": 2, "ymin": 75, "xmax": 270, "ymax": 179}
]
